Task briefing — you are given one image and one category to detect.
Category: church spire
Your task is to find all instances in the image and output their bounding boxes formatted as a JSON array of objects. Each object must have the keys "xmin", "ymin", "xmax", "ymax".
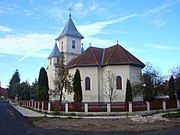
[
  {"xmin": 48, "ymin": 42, "xmax": 61, "ymax": 59},
  {"xmin": 81, "ymin": 43, "xmax": 84, "ymax": 53},
  {"xmin": 55, "ymin": 10, "xmax": 84, "ymax": 40},
  {"xmin": 68, "ymin": 7, "xmax": 72, "ymax": 18}
]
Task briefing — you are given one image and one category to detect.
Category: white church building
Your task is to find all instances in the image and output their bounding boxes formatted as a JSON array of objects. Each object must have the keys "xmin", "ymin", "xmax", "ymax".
[{"xmin": 47, "ymin": 14, "xmax": 145, "ymax": 102}]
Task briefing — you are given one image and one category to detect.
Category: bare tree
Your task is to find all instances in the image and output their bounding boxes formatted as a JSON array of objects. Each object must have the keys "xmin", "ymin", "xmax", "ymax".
[
  {"xmin": 170, "ymin": 66, "xmax": 180, "ymax": 99},
  {"xmin": 49, "ymin": 54, "xmax": 73, "ymax": 103},
  {"xmin": 171, "ymin": 66, "xmax": 180, "ymax": 88},
  {"xmin": 104, "ymin": 70, "xmax": 117, "ymax": 103},
  {"xmin": 171, "ymin": 66, "xmax": 180, "ymax": 78}
]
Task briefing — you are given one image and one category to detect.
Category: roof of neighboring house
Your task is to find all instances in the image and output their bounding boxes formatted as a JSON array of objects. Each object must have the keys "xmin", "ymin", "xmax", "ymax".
[
  {"xmin": 56, "ymin": 17, "xmax": 84, "ymax": 40},
  {"xmin": 0, "ymin": 87, "xmax": 6, "ymax": 96},
  {"xmin": 48, "ymin": 43, "xmax": 61, "ymax": 59},
  {"xmin": 67, "ymin": 44, "xmax": 145, "ymax": 68}
]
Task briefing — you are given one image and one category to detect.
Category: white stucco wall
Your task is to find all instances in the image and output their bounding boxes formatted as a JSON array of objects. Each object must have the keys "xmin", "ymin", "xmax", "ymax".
[
  {"xmin": 66, "ymin": 66, "xmax": 100, "ymax": 102},
  {"xmin": 57, "ymin": 36, "xmax": 82, "ymax": 65},
  {"xmin": 49, "ymin": 63, "xmax": 143, "ymax": 102},
  {"xmin": 47, "ymin": 58, "xmax": 57, "ymax": 101},
  {"xmin": 65, "ymin": 65, "xmax": 143, "ymax": 102},
  {"xmin": 129, "ymin": 66, "xmax": 142, "ymax": 84},
  {"xmin": 129, "ymin": 66, "xmax": 144, "ymax": 101},
  {"xmin": 100, "ymin": 65, "xmax": 130, "ymax": 102}
]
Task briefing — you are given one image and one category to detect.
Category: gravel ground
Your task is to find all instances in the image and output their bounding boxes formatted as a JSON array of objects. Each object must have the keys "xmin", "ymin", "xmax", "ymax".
[{"xmin": 29, "ymin": 115, "xmax": 180, "ymax": 132}]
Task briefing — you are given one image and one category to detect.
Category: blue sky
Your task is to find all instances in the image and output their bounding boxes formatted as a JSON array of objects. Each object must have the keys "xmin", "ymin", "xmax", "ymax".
[{"xmin": 0, "ymin": 0, "xmax": 180, "ymax": 87}]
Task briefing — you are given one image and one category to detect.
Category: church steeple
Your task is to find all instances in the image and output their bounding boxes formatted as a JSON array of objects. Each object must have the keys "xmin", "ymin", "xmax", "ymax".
[
  {"xmin": 55, "ymin": 11, "xmax": 84, "ymax": 65},
  {"xmin": 55, "ymin": 14, "xmax": 84, "ymax": 40},
  {"xmin": 81, "ymin": 43, "xmax": 84, "ymax": 53},
  {"xmin": 48, "ymin": 42, "xmax": 61, "ymax": 59},
  {"xmin": 68, "ymin": 7, "xmax": 72, "ymax": 18}
]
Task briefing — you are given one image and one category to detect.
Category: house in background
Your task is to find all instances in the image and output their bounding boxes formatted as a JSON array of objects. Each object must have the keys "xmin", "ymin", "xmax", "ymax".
[
  {"xmin": 0, "ymin": 82, "xmax": 7, "ymax": 99},
  {"xmin": 47, "ymin": 13, "xmax": 145, "ymax": 102}
]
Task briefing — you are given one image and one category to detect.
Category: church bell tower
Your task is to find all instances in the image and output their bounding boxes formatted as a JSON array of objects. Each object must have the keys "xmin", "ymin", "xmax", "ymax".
[
  {"xmin": 55, "ymin": 11, "xmax": 84, "ymax": 65},
  {"xmin": 47, "ymin": 11, "xmax": 84, "ymax": 101}
]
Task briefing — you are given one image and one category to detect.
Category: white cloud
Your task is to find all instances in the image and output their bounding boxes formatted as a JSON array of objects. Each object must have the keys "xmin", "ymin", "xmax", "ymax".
[
  {"xmin": 82, "ymin": 37, "xmax": 114, "ymax": 49},
  {"xmin": 0, "ymin": 34, "xmax": 55, "ymax": 62},
  {"xmin": 77, "ymin": 14, "xmax": 136, "ymax": 48},
  {"xmin": 0, "ymin": 3, "xmax": 18, "ymax": 16},
  {"xmin": 0, "ymin": 14, "xmax": 136, "ymax": 62},
  {"xmin": 142, "ymin": 3, "xmax": 170, "ymax": 27},
  {"xmin": 126, "ymin": 47, "xmax": 146, "ymax": 53},
  {"xmin": 153, "ymin": 19, "xmax": 165, "ymax": 27},
  {"xmin": 24, "ymin": 9, "xmax": 38, "ymax": 17},
  {"xmin": 0, "ymin": 62, "xmax": 9, "ymax": 69},
  {"xmin": 144, "ymin": 43, "xmax": 179, "ymax": 50},
  {"xmin": 82, "ymin": 37, "xmax": 142, "ymax": 54},
  {"xmin": 29, "ymin": 0, "xmax": 35, "ymax": 3},
  {"xmin": 0, "ymin": 25, "xmax": 12, "ymax": 32},
  {"xmin": 78, "ymin": 14, "xmax": 137, "ymax": 37},
  {"xmin": 143, "ymin": 4, "xmax": 168, "ymax": 17},
  {"xmin": 73, "ymin": 1, "xmax": 83, "ymax": 10},
  {"xmin": 49, "ymin": 7, "xmax": 67, "ymax": 21},
  {"xmin": 49, "ymin": 0, "xmax": 104, "ymax": 20}
]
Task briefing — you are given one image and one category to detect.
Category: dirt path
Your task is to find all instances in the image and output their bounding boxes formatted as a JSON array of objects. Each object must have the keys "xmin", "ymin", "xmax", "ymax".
[{"xmin": 29, "ymin": 116, "xmax": 180, "ymax": 132}]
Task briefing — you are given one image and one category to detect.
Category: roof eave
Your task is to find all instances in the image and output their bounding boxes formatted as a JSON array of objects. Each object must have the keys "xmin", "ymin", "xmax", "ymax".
[
  {"xmin": 67, "ymin": 64, "xmax": 99, "ymax": 69},
  {"xmin": 102, "ymin": 63, "xmax": 145, "ymax": 68},
  {"xmin": 56, "ymin": 34, "xmax": 84, "ymax": 40}
]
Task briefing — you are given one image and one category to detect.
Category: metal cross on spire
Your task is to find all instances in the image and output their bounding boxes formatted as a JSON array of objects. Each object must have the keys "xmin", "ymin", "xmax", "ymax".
[
  {"xmin": 68, "ymin": 7, "xmax": 72, "ymax": 18},
  {"xmin": 117, "ymin": 40, "xmax": 119, "ymax": 44}
]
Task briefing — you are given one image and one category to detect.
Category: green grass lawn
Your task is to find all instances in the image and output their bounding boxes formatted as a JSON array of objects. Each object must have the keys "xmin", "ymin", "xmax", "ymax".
[{"xmin": 163, "ymin": 111, "xmax": 180, "ymax": 118}]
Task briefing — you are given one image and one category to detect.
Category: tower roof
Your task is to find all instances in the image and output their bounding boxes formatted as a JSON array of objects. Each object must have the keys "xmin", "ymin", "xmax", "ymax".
[
  {"xmin": 48, "ymin": 43, "xmax": 61, "ymax": 59},
  {"xmin": 56, "ymin": 17, "xmax": 84, "ymax": 40}
]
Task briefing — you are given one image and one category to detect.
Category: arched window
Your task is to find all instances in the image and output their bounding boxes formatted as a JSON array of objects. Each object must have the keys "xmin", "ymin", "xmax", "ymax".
[
  {"xmin": 85, "ymin": 77, "xmax": 90, "ymax": 90},
  {"xmin": 116, "ymin": 76, "xmax": 122, "ymax": 90},
  {"xmin": 72, "ymin": 40, "xmax": 75, "ymax": 49}
]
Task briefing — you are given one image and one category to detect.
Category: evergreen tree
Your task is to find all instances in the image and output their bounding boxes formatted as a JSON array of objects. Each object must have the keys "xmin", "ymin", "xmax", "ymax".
[
  {"xmin": 125, "ymin": 79, "xmax": 132, "ymax": 102},
  {"xmin": 19, "ymin": 81, "xmax": 31, "ymax": 100},
  {"xmin": 73, "ymin": 69, "xmax": 83, "ymax": 102},
  {"xmin": 7, "ymin": 69, "xmax": 20, "ymax": 99},
  {"xmin": 36, "ymin": 67, "xmax": 49, "ymax": 101},
  {"xmin": 169, "ymin": 76, "xmax": 176, "ymax": 100},
  {"xmin": 31, "ymin": 78, "xmax": 38, "ymax": 100}
]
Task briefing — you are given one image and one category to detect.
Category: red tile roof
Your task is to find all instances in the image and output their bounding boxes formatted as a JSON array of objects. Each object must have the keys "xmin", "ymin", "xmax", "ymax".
[
  {"xmin": 0, "ymin": 87, "xmax": 6, "ymax": 96},
  {"xmin": 67, "ymin": 44, "xmax": 145, "ymax": 68}
]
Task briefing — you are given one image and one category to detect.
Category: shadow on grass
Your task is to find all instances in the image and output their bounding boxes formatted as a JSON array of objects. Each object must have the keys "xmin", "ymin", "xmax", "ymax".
[{"xmin": 163, "ymin": 111, "xmax": 180, "ymax": 118}]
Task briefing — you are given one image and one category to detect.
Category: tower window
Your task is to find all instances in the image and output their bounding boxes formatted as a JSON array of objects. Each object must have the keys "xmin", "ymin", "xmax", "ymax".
[
  {"xmin": 85, "ymin": 77, "xmax": 91, "ymax": 90},
  {"xmin": 61, "ymin": 41, "xmax": 63, "ymax": 50},
  {"xmin": 116, "ymin": 76, "xmax": 122, "ymax": 90},
  {"xmin": 72, "ymin": 40, "xmax": 75, "ymax": 49},
  {"xmin": 57, "ymin": 57, "xmax": 59, "ymax": 64}
]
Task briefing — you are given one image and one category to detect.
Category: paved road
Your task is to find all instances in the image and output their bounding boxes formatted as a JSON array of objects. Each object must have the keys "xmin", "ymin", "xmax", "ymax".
[{"xmin": 0, "ymin": 99, "xmax": 179, "ymax": 135}]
